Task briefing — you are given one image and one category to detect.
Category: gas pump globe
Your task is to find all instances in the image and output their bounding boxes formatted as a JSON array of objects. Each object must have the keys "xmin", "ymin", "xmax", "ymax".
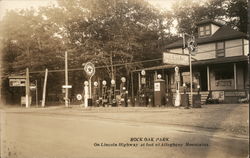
[{"xmin": 157, "ymin": 74, "xmax": 162, "ymax": 79}]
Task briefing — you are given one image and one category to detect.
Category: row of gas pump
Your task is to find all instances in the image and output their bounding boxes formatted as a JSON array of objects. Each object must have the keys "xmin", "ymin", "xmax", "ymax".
[
  {"xmin": 77, "ymin": 69, "xmax": 201, "ymax": 108},
  {"xmin": 79, "ymin": 77, "xmax": 129, "ymax": 107}
]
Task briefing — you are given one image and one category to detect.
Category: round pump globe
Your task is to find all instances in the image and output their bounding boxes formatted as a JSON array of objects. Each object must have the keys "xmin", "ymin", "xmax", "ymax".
[
  {"xmin": 121, "ymin": 77, "xmax": 126, "ymax": 83},
  {"xmin": 141, "ymin": 70, "xmax": 146, "ymax": 76},
  {"xmin": 157, "ymin": 74, "xmax": 162, "ymax": 79},
  {"xmin": 84, "ymin": 81, "xmax": 89, "ymax": 86},
  {"xmin": 111, "ymin": 79, "xmax": 115, "ymax": 85},
  {"xmin": 94, "ymin": 81, "xmax": 98, "ymax": 87},
  {"xmin": 102, "ymin": 80, "xmax": 107, "ymax": 86}
]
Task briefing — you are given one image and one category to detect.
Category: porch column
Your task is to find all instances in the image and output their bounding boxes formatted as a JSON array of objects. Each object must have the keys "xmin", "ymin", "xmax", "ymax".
[
  {"xmin": 207, "ymin": 66, "xmax": 210, "ymax": 91},
  {"xmin": 154, "ymin": 71, "xmax": 157, "ymax": 80},
  {"xmin": 234, "ymin": 63, "xmax": 237, "ymax": 89}
]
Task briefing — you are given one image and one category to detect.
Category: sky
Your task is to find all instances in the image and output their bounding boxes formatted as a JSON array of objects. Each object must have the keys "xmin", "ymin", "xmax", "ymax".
[{"xmin": 0, "ymin": 0, "xmax": 176, "ymax": 19}]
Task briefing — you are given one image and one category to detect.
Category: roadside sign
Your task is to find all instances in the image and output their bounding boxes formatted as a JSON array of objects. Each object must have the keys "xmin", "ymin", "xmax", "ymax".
[
  {"xmin": 9, "ymin": 76, "xmax": 26, "ymax": 87},
  {"xmin": 163, "ymin": 52, "xmax": 189, "ymax": 66},
  {"xmin": 84, "ymin": 62, "xmax": 95, "ymax": 77},
  {"xmin": 187, "ymin": 37, "xmax": 197, "ymax": 54},
  {"xmin": 30, "ymin": 85, "xmax": 36, "ymax": 90},
  {"xmin": 62, "ymin": 85, "xmax": 72, "ymax": 88}
]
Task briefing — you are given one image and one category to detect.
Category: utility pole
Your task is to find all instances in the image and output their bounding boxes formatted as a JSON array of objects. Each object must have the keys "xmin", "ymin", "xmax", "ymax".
[
  {"xmin": 42, "ymin": 68, "xmax": 48, "ymax": 107},
  {"xmin": 25, "ymin": 68, "xmax": 30, "ymax": 108},
  {"xmin": 35, "ymin": 80, "xmax": 38, "ymax": 107},
  {"xmin": 65, "ymin": 51, "xmax": 69, "ymax": 107},
  {"xmin": 189, "ymin": 52, "xmax": 193, "ymax": 107}
]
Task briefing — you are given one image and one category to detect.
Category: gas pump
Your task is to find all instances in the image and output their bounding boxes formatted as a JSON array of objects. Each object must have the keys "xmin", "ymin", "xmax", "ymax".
[
  {"xmin": 154, "ymin": 74, "xmax": 165, "ymax": 107},
  {"xmin": 174, "ymin": 66, "xmax": 181, "ymax": 107},
  {"xmin": 139, "ymin": 70, "xmax": 146, "ymax": 106},
  {"xmin": 83, "ymin": 81, "xmax": 89, "ymax": 108},
  {"xmin": 120, "ymin": 77, "xmax": 127, "ymax": 107},
  {"xmin": 93, "ymin": 81, "xmax": 99, "ymax": 106},
  {"xmin": 110, "ymin": 79, "xmax": 116, "ymax": 106},
  {"xmin": 101, "ymin": 80, "xmax": 108, "ymax": 107}
]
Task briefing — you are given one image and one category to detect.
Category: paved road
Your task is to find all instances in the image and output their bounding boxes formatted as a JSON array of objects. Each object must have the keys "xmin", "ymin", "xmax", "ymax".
[{"xmin": 0, "ymin": 109, "xmax": 249, "ymax": 158}]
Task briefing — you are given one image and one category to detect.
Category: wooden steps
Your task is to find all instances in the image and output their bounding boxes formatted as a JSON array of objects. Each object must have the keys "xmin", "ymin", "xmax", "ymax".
[{"xmin": 172, "ymin": 91, "xmax": 209, "ymax": 105}]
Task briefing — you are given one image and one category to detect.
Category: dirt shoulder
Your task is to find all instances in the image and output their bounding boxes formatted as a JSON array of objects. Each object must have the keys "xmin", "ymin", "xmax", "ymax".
[{"xmin": 1, "ymin": 104, "xmax": 249, "ymax": 136}]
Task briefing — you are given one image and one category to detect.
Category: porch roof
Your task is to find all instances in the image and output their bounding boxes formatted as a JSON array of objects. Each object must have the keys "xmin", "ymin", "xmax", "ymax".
[
  {"xmin": 132, "ymin": 55, "xmax": 248, "ymax": 72},
  {"xmin": 132, "ymin": 64, "xmax": 178, "ymax": 72},
  {"xmin": 192, "ymin": 55, "xmax": 248, "ymax": 65}
]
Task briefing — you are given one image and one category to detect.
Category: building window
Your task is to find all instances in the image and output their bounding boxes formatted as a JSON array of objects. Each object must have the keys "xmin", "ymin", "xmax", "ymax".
[
  {"xmin": 216, "ymin": 41, "xmax": 225, "ymax": 57},
  {"xmin": 214, "ymin": 69, "xmax": 233, "ymax": 80},
  {"xmin": 199, "ymin": 25, "xmax": 211, "ymax": 37}
]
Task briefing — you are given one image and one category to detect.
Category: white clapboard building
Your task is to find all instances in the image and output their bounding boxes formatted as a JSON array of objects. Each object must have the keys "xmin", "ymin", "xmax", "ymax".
[{"xmin": 133, "ymin": 19, "xmax": 249, "ymax": 104}]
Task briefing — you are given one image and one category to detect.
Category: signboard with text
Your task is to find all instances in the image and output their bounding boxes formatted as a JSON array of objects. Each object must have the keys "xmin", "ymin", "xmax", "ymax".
[
  {"xmin": 9, "ymin": 76, "xmax": 26, "ymax": 87},
  {"xmin": 163, "ymin": 52, "xmax": 189, "ymax": 66}
]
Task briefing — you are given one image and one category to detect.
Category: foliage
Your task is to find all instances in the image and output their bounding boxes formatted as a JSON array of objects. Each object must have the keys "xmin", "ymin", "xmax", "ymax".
[
  {"xmin": 226, "ymin": 0, "xmax": 248, "ymax": 33},
  {"xmin": 171, "ymin": 0, "xmax": 247, "ymax": 34}
]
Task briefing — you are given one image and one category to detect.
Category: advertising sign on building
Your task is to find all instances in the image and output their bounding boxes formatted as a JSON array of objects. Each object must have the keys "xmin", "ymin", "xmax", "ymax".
[
  {"xmin": 163, "ymin": 52, "xmax": 189, "ymax": 66},
  {"xmin": 212, "ymin": 91, "xmax": 225, "ymax": 101}
]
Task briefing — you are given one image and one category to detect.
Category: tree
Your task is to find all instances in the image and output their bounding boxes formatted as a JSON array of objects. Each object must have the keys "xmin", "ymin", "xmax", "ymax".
[
  {"xmin": 50, "ymin": 0, "xmax": 169, "ymax": 79},
  {"xmin": 171, "ymin": 0, "xmax": 247, "ymax": 34},
  {"xmin": 0, "ymin": 0, "xmax": 174, "ymax": 103},
  {"xmin": 172, "ymin": 0, "xmax": 226, "ymax": 34},
  {"xmin": 0, "ymin": 9, "xmax": 65, "ymax": 74},
  {"xmin": 226, "ymin": 0, "xmax": 247, "ymax": 33}
]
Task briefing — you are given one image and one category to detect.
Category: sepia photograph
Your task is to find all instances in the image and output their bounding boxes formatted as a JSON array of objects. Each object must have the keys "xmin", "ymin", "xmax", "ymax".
[{"xmin": 0, "ymin": 0, "xmax": 249, "ymax": 158}]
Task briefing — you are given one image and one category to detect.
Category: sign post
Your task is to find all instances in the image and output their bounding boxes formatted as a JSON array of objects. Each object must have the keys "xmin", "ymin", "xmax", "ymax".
[
  {"xmin": 35, "ymin": 80, "xmax": 38, "ymax": 107},
  {"xmin": 187, "ymin": 36, "xmax": 197, "ymax": 107},
  {"xmin": 64, "ymin": 51, "xmax": 69, "ymax": 107}
]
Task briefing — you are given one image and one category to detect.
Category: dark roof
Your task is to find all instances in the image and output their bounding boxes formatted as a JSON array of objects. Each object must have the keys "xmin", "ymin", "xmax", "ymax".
[
  {"xmin": 196, "ymin": 19, "xmax": 224, "ymax": 27},
  {"xmin": 166, "ymin": 26, "xmax": 247, "ymax": 49}
]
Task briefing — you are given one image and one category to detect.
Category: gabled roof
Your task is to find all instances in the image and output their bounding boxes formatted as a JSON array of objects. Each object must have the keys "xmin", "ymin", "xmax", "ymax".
[
  {"xmin": 166, "ymin": 26, "xmax": 247, "ymax": 49},
  {"xmin": 196, "ymin": 19, "xmax": 224, "ymax": 27}
]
